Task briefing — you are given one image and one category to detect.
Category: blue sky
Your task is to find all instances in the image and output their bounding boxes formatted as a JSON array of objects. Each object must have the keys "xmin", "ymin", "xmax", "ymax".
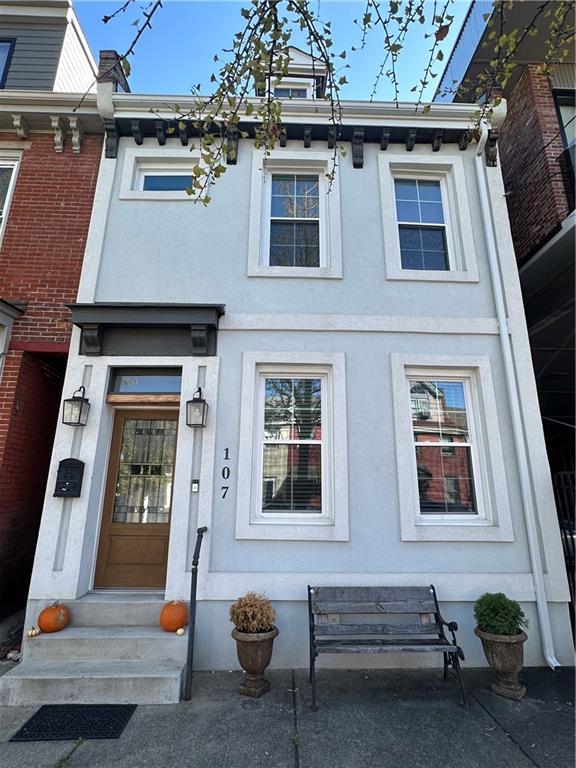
[{"xmin": 73, "ymin": 0, "xmax": 470, "ymax": 100}]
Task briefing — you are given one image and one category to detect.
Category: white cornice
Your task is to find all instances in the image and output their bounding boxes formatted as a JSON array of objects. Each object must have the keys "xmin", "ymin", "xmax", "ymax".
[{"xmin": 0, "ymin": 91, "xmax": 98, "ymax": 114}]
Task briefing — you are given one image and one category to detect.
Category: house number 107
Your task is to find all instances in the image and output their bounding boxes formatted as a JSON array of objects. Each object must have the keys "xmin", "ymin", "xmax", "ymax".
[{"xmin": 221, "ymin": 448, "xmax": 231, "ymax": 499}]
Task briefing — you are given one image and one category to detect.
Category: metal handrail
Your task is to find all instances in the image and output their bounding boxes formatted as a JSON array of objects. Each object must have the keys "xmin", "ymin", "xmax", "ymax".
[{"xmin": 182, "ymin": 526, "xmax": 208, "ymax": 701}]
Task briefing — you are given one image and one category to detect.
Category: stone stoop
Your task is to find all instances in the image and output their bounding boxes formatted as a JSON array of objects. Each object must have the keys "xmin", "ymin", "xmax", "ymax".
[{"xmin": 0, "ymin": 592, "xmax": 189, "ymax": 706}]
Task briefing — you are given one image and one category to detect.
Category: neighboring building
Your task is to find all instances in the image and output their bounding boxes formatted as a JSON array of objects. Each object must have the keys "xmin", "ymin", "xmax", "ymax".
[
  {"xmin": 0, "ymin": 47, "xmax": 572, "ymax": 705},
  {"xmin": 0, "ymin": 0, "xmax": 104, "ymax": 619},
  {"xmin": 436, "ymin": 0, "xmax": 575, "ymax": 621}
]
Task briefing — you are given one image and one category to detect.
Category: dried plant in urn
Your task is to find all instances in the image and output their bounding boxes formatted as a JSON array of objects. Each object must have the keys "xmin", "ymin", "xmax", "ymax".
[{"xmin": 230, "ymin": 592, "xmax": 278, "ymax": 697}]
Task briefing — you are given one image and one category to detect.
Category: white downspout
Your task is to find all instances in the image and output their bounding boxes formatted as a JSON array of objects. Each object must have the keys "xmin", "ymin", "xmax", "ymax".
[{"xmin": 474, "ymin": 121, "xmax": 560, "ymax": 669}]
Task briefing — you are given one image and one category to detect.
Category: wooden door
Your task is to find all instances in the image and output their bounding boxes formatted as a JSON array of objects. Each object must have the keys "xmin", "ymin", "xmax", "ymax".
[{"xmin": 94, "ymin": 410, "xmax": 178, "ymax": 588}]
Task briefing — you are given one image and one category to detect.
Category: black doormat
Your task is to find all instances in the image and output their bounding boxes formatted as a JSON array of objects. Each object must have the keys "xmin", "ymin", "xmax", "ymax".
[{"xmin": 10, "ymin": 704, "xmax": 137, "ymax": 741}]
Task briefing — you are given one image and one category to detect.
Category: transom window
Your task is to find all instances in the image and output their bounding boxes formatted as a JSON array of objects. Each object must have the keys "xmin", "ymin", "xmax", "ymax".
[
  {"xmin": 269, "ymin": 174, "xmax": 320, "ymax": 267},
  {"xmin": 395, "ymin": 179, "xmax": 448, "ymax": 271},
  {"xmin": 408, "ymin": 377, "xmax": 477, "ymax": 517},
  {"xmin": 261, "ymin": 376, "xmax": 323, "ymax": 515},
  {"xmin": 142, "ymin": 174, "xmax": 193, "ymax": 192}
]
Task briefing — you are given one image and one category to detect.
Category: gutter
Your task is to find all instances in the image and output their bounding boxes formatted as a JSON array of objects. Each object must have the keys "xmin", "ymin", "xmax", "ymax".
[{"xmin": 474, "ymin": 119, "xmax": 560, "ymax": 670}]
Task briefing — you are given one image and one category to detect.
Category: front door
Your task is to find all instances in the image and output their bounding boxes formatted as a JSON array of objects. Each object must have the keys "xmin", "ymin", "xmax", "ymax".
[{"xmin": 95, "ymin": 410, "xmax": 178, "ymax": 588}]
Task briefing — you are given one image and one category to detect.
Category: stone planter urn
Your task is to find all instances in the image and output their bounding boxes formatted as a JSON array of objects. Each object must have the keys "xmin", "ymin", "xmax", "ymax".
[
  {"xmin": 232, "ymin": 627, "xmax": 279, "ymax": 697},
  {"xmin": 475, "ymin": 627, "xmax": 528, "ymax": 701}
]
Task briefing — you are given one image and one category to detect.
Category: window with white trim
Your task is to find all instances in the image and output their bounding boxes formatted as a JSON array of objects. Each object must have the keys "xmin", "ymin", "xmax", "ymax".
[
  {"xmin": 247, "ymin": 150, "xmax": 342, "ymax": 278},
  {"xmin": 391, "ymin": 354, "xmax": 513, "ymax": 542},
  {"xmin": 379, "ymin": 156, "xmax": 479, "ymax": 283},
  {"xmin": 236, "ymin": 352, "xmax": 349, "ymax": 540},
  {"xmin": 395, "ymin": 179, "xmax": 448, "ymax": 271},
  {"xmin": 408, "ymin": 377, "xmax": 478, "ymax": 517},
  {"xmin": 119, "ymin": 148, "xmax": 202, "ymax": 200},
  {"xmin": 274, "ymin": 87, "xmax": 308, "ymax": 98},
  {"xmin": 0, "ymin": 159, "xmax": 18, "ymax": 240},
  {"xmin": 0, "ymin": 40, "xmax": 15, "ymax": 89}
]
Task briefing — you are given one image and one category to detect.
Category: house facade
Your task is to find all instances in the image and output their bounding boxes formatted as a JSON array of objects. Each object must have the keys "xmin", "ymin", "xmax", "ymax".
[
  {"xmin": 436, "ymin": 0, "xmax": 575, "ymax": 619},
  {"xmin": 0, "ymin": 0, "xmax": 104, "ymax": 619},
  {"xmin": 1, "ymin": 48, "xmax": 572, "ymax": 705}
]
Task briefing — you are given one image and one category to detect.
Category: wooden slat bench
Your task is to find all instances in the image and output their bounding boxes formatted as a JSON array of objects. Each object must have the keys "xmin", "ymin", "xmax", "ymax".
[{"xmin": 307, "ymin": 585, "xmax": 466, "ymax": 710}]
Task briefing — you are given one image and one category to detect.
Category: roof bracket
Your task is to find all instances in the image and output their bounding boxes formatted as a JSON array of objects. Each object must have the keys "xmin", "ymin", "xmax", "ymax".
[
  {"xmin": 50, "ymin": 115, "xmax": 65, "ymax": 153},
  {"xmin": 104, "ymin": 119, "xmax": 119, "ymax": 159},
  {"xmin": 458, "ymin": 130, "xmax": 471, "ymax": 151},
  {"xmin": 179, "ymin": 122, "xmax": 189, "ymax": 146},
  {"xmin": 485, "ymin": 129, "xmax": 499, "ymax": 167},
  {"xmin": 352, "ymin": 129, "xmax": 364, "ymax": 168},
  {"xmin": 80, "ymin": 324, "xmax": 103, "ymax": 356},
  {"xmin": 279, "ymin": 127, "xmax": 287, "ymax": 147},
  {"xmin": 226, "ymin": 125, "xmax": 238, "ymax": 165},
  {"xmin": 327, "ymin": 126, "xmax": 338, "ymax": 149},
  {"xmin": 405, "ymin": 129, "xmax": 417, "ymax": 152},
  {"xmin": 303, "ymin": 127, "xmax": 312, "ymax": 148},
  {"xmin": 432, "ymin": 129, "xmax": 444, "ymax": 152},
  {"xmin": 380, "ymin": 129, "xmax": 390, "ymax": 150},
  {"xmin": 131, "ymin": 119, "xmax": 143, "ymax": 145},
  {"xmin": 155, "ymin": 120, "xmax": 166, "ymax": 146},
  {"xmin": 69, "ymin": 116, "xmax": 84, "ymax": 154},
  {"xmin": 11, "ymin": 114, "xmax": 29, "ymax": 140}
]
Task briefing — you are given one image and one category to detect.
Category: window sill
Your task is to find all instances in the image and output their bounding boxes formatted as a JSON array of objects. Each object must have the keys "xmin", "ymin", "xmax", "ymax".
[
  {"xmin": 401, "ymin": 522, "xmax": 514, "ymax": 542},
  {"xmin": 236, "ymin": 520, "xmax": 350, "ymax": 541},
  {"xmin": 386, "ymin": 269, "xmax": 479, "ymax": 283},
  {"xmin": 247, "ymin": 265, "xmax": 343, "ymax": 279}
]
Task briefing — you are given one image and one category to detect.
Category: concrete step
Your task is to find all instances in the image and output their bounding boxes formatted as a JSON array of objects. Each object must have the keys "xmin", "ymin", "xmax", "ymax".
[
  {"xmin": 24, "ymin": 626, "xmax": 188, "ymax": 662},
  {"xmin": 0, "ymin": 659, "xmax": 185, "ymax": 705},
  {"xmin": 49, "ymin": 593, "xmax": 169, "ymax": 628}
]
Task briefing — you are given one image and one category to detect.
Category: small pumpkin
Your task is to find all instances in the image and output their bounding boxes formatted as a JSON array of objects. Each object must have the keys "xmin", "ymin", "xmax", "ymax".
[
  {"xmin": 37, "ymin": 601, "xmax": 70, "ymax": 633},
  {"xmin": 27, "ymin": 627, "xmax": 40, "ymax": 638},
  {"xmin": 159, "ymin": 600, "xmax": 188, "ymax": 632}
]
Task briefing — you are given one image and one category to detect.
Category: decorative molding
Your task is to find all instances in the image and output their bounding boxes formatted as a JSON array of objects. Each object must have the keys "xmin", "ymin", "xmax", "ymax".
[
  {"xmin": 405, "ymin": 128, "xmax": 417, "ymax": 151},
  {"xmin": 226, "ymin": 125, "xmax": 238, "ymax": 165},
  {"xmin": 155, "ymin": 120, "xmax": 166, "ymax": 146},
  {"xmin": 11, "ymin": 114, "xmax": 29, "ymax": 140},
  {"xmin": 352, "ymin": 129, "xmax": 364, "ymax": 168},
  {"xmin": 380, "ymin": 129, "xmax": 390, "ymax": 150},
  {"xmin": 80, "ymin": 324, "xmax": 102, "ymax": 356},
  {"xmin": 485, "ymin": 129, "xmax": 499, "ymax": 167},
  {"xmin": 103, "ymin": 119, "xmax": 119, "ymax": 158},
  {"xmin": 432, "ymin": 129, "xmax": 444, "ymax": 152},
  {"xmin": 303, "ymin": 127, "xmax": 312, "ymax": 148},
  {"xmin": 69, "ymin": 116, "xmax": 84, "ymax": 154},
  {"xmin": 458, "ymin": 130, "xmax": 471, "ymax": 151},
  {"xmin": 50, "ymin": 115, "xmax": 65, "ymax": 152},
  {"xmin": 130, "ymin": 119, "xmax": 143, "ymax": 145}
]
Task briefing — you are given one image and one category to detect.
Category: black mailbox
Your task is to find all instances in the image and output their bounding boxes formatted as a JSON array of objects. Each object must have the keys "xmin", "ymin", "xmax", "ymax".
[{"xmin": 54, "ymin": 458, "xmax": 85, "ymax": 498}]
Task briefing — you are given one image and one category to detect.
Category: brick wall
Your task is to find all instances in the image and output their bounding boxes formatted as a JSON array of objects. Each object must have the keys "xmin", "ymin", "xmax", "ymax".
[
  {"xmin": 0, "ymin": 132, "xmax": 102, "ymax": 618},
  {"xmin": 499, "ymin": 66, "xmax": 570, "ymax": 265}
]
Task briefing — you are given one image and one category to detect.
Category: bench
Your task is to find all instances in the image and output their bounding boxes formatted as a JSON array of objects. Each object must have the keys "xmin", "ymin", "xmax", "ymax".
[{"xmin": 307, "ymin": 585, "xmax": 466, "ymax": 710}]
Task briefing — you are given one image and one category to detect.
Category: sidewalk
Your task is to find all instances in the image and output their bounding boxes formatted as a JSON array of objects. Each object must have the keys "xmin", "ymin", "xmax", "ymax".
[{"xmin": 0, "ymin": 665, "xmax": 573, "ymax": 768}]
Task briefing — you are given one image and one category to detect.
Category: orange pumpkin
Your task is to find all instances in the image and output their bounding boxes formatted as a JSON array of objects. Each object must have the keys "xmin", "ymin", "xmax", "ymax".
[
  {"xmin": 159, "ymin": 600, "xmax": 188, "ymax": 632},
  {"xmin": 37, "ymin": 602, "xmax": 70, "ymax": 633}
]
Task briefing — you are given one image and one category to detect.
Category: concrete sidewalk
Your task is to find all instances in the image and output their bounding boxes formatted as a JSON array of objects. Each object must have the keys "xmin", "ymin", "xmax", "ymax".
[{"xmin": 0, "ymin": 665, "xmax": 573, "ymax": 768}]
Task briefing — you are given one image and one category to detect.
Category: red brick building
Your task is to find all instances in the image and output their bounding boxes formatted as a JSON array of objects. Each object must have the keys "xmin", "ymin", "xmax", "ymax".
[{"xmin": 0, "ymin": 0, "xmax": 103, "ymax": 618}]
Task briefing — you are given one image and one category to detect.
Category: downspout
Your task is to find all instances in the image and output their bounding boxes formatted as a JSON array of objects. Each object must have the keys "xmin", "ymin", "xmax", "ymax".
[{"xmin": 474, "ymin": 121, "xmax": 560, "ymax": 669}]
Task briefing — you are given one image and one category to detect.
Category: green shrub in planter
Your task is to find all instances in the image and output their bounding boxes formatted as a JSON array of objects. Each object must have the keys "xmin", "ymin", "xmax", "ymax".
[{"xmin": 474, "ymin": 592, "xmax": 528, "ymax": 636}]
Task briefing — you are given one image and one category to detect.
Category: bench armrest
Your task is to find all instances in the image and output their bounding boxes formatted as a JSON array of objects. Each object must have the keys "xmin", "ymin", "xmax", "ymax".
[{"xmin": 440, "ymin": 619, "xmax": 458, "ymax": 632}]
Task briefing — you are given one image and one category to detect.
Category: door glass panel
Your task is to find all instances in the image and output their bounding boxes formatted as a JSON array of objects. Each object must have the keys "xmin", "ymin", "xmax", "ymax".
[{"xmin": 113, "ymin": 418, "xmax": 177, "ymax": 524}]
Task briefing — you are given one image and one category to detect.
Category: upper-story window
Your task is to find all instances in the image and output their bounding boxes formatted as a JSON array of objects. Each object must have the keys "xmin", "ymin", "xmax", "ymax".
[
  {"xmin": 141, "ymin": 174, "xmax": 193, "ymax": 192},
  {"xmin": 0, "ymin": 158, "xmax": 19, "ymax": 241},
  {"xmin": 269, "ymin": 174, "xmax": 320, "ymax": 267},
  {"xmin": 274, "ymin": 87, "xmax": 307, "ymax": 98},
  {"xmin": 379, "ymin": 156, "xmax": 479, "ymax": 283},
  {"xmin": 395, "ymin": 179, "xmax": 448, "ymax": 271},
  {"xmin": 0, "ymin": 40, "xmax": 15, "ymax": 88},
  {"xmin": 247, "ymin": 149, "xmax": 342, "ymax": 279}
]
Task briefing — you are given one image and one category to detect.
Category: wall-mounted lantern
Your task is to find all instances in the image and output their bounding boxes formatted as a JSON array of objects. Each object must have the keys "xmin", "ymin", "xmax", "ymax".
[
  {"xmin": 186, "ymin": 388, "xmax": 208, "ymax": 428},
  {"xmin": 62, "ymin": 385, "xmax": 91, "ymax": 427}
]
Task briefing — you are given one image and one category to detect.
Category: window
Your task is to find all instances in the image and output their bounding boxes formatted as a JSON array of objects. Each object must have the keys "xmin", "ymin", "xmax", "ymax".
[
  {"xmin": 0, "ymin": 158, "xmax": 18, "ymax": 241},
  {"xmin": 119, "ymin": 147, "xmax": 201, "ymax": 200},
  {"xmin": 109, "ymin": 368, "xmax": 182, "ymax": 394},
  {"xmin": 395, "ymin": 179, "xmax": 448, "ymax": 270},
  {"xmin": 554, "ymin": 90, "xmax": 575, "ymax": 149},
  {"xmin": 0, "ymin": 40, "xmax": 15, "ymax": 88},
  {"xmin": 409, "ymin": 378, "xmax": 477, "ymax": 516},
  {"xmin": 274, "ymin": 87, "xmax": 308, "ymax": 98},
  {"xmin": 247, "ymin": 150, "xmax": 343, "ymax": 278},
  {"xmin": 236, "ymin": 352, "xmax": 349, "ymax": 540},
  {"xmin": 141, "ymin": 174, "xmax": 192, "ymax": 192},
  {"xmin": 379, "ymin": 156, "xmax": 479, "ymax": 282},
  {"xmin": 391, "ymin": 354, "xmax": 513, "ymax": 542},
  {"xmin": 269, "ymin": 175, "xmax": 320, "ymax": 267}
]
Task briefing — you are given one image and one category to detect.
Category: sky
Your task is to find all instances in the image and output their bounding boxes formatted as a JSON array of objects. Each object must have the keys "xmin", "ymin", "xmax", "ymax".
[{"xmin": 73, "ymin": 0, "xmax": 471, "ymax": 101}]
